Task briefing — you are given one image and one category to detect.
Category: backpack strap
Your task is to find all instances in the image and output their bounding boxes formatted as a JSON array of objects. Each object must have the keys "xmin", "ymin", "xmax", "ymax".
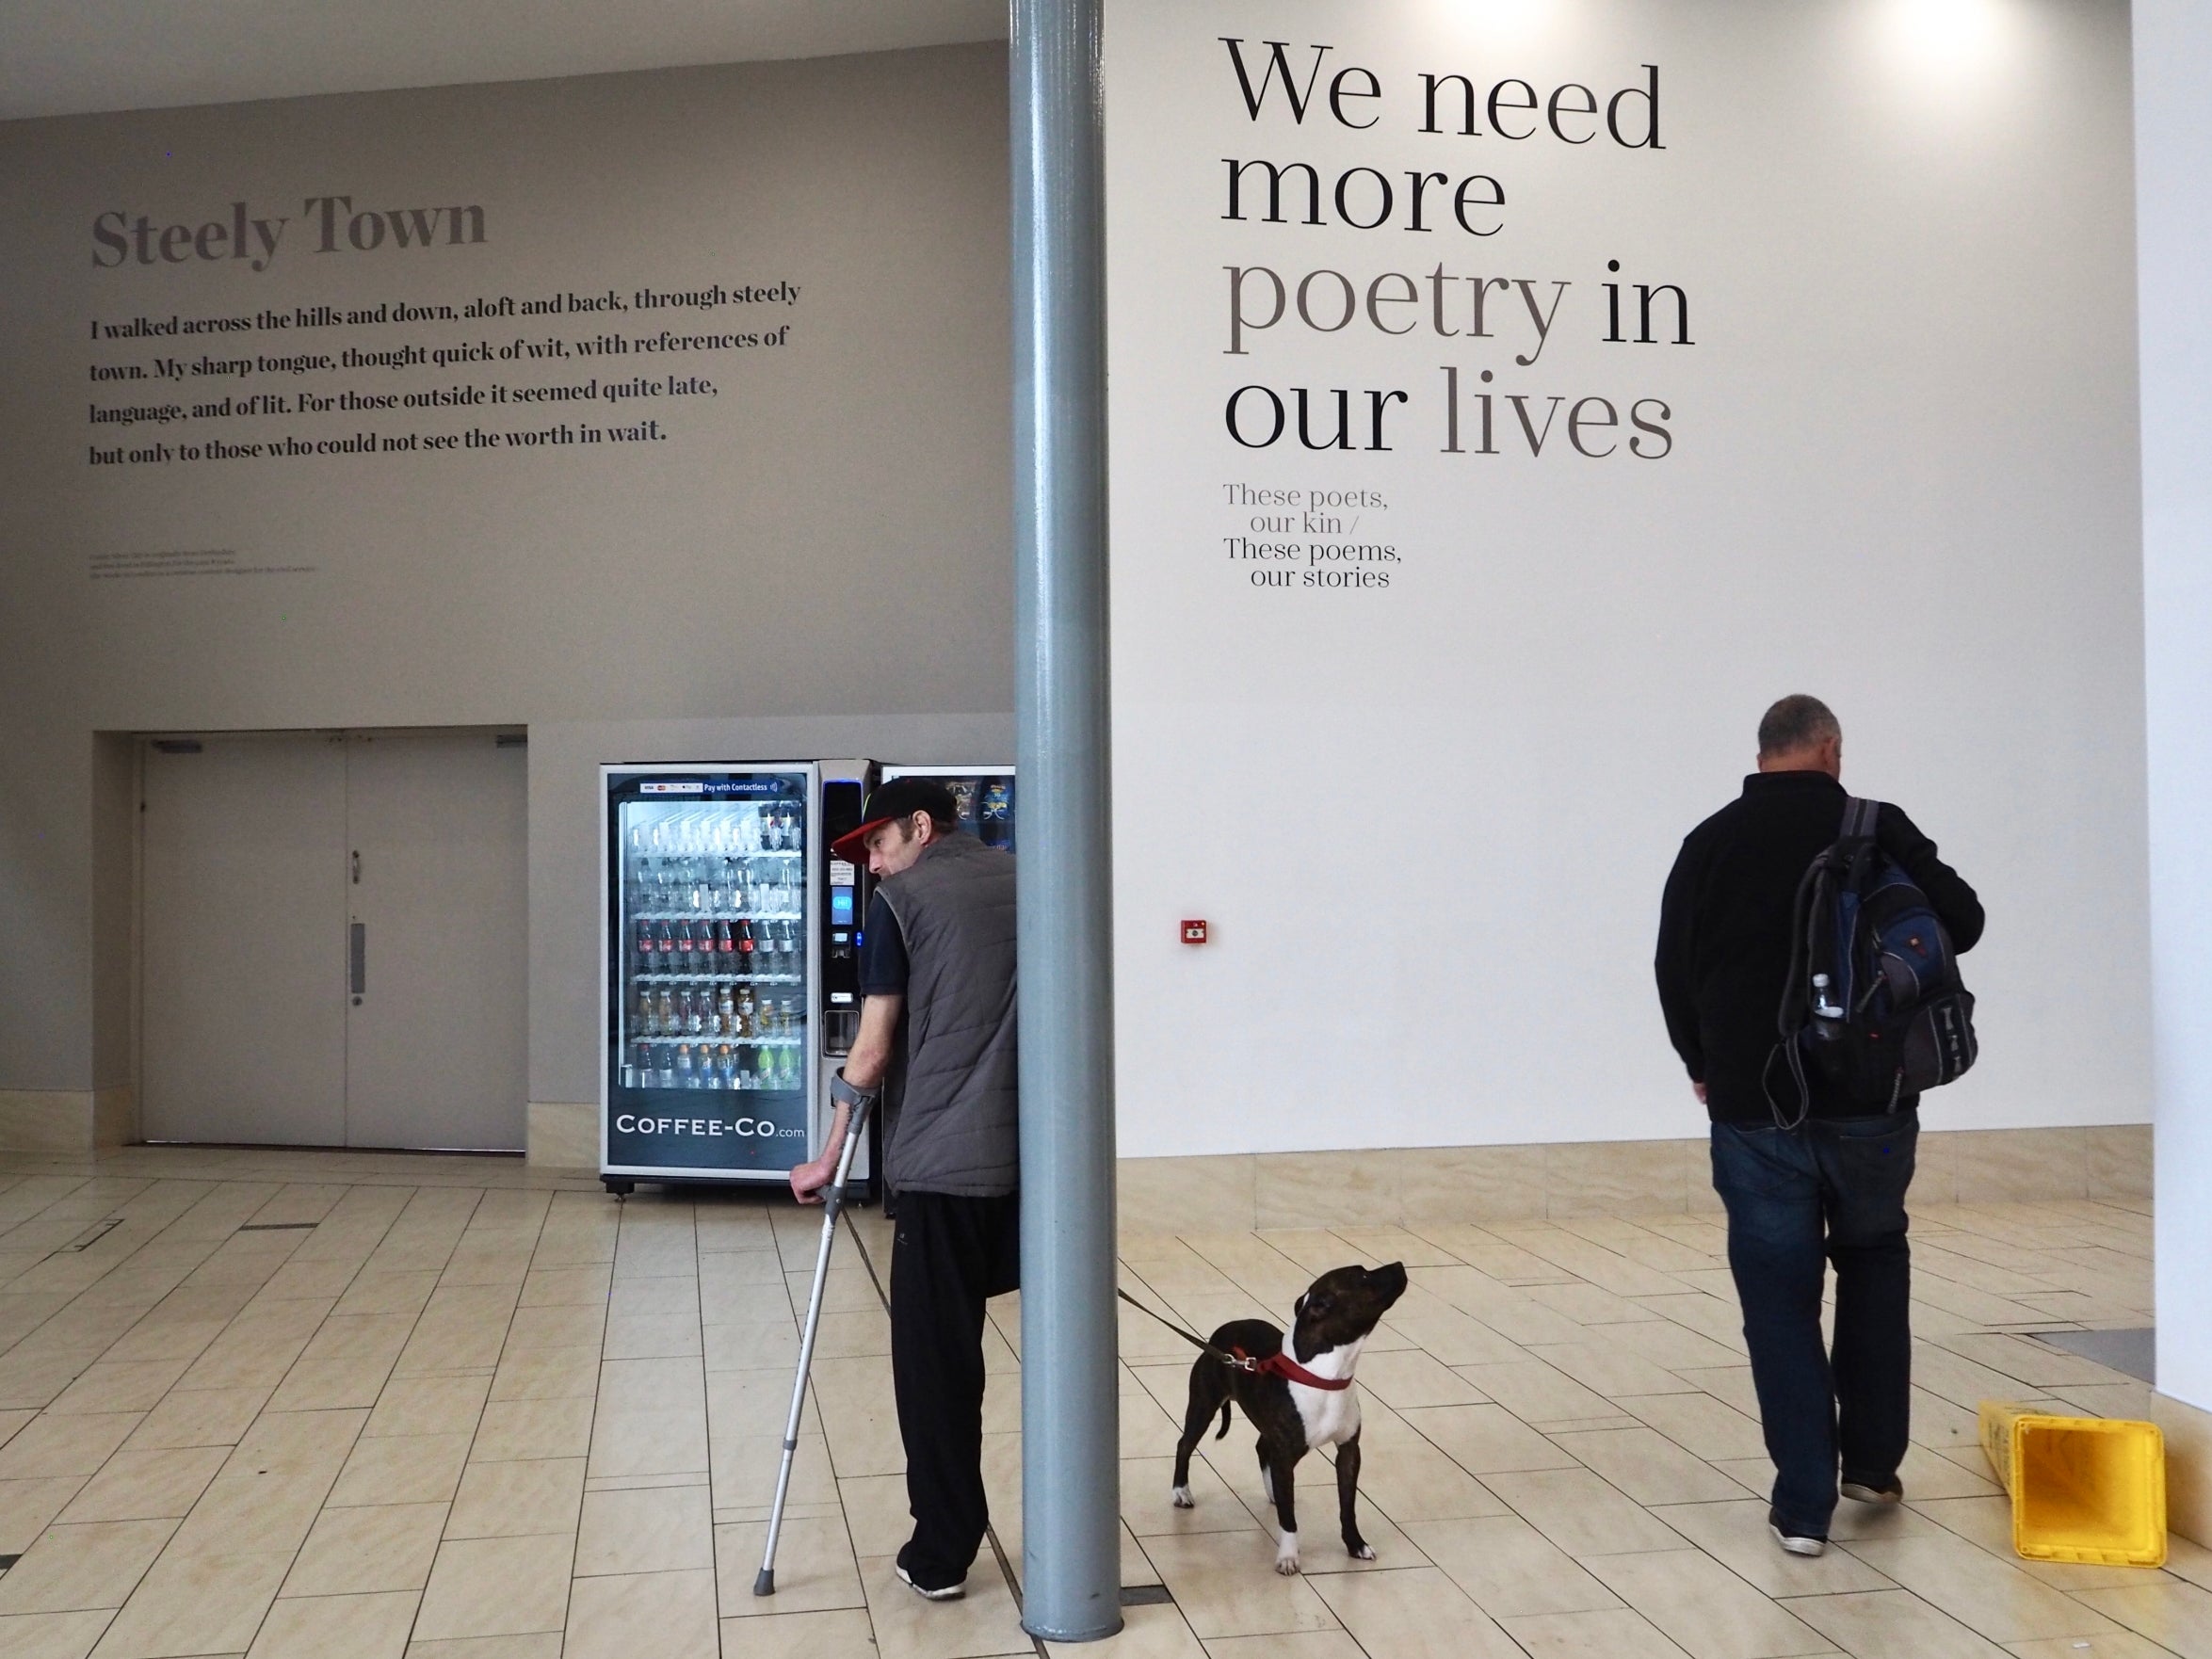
[{"xmin": 1841, "ymin": 797, "xmax": 1881, "ymax": 843}]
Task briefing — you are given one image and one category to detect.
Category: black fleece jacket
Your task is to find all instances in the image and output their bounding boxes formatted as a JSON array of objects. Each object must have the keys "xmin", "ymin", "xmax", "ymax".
[{"xmin": 1655, "ymin": 770, "xmax": 1985, "ymax": 1124}]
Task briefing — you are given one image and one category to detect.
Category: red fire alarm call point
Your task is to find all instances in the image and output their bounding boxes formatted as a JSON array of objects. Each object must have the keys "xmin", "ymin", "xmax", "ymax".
[{"xmin": 1181, "ymin": 919, "xmax": 1208, "ymax": 944}]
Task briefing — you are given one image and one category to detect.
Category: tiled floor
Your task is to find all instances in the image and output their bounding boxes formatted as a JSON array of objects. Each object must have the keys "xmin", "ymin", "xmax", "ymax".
[{"xmin": 0, "ymin": 1146, "xmax": 2205, "ymax": 1658}]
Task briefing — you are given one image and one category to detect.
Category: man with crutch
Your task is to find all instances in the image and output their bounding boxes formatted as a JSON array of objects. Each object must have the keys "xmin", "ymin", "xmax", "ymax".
[{"xmin": 790, "ymin": 777, "xmax": 1020, "ymax": 1602}]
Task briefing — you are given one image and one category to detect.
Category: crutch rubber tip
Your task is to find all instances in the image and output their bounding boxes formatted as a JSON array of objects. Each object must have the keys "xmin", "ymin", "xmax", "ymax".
[{"xmin": 753, "ymin": 1569, "xmax": 775, "ymax": 1597}]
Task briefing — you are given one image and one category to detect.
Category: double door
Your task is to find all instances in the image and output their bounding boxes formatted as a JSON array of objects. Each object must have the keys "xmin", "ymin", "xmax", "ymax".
[{"xmin": 141, "ymin": 729, "xmax": 526, "ymax": 1151}]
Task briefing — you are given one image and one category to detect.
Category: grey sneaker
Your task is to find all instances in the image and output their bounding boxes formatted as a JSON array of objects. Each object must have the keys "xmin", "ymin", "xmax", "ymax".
[
  {"xmin": 1768, "ymin": 1517, "xmax": 1827, "ymax": 1557},
  {"xmin": 1840, "ymin": 1477, "xmax": 1903, "ymax": 1506}
]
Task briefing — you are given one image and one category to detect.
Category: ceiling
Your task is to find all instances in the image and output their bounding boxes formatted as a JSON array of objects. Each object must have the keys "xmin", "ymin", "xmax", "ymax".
[{"xmin": 0, "ymin": 0, "xmax": 1009, "ymax": 121}]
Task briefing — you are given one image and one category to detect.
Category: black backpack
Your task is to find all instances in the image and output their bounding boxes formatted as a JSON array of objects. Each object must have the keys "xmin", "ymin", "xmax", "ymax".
[{"xmin": 1770, "ymin": 797, "xmax": 1978, "ymax": 1125}]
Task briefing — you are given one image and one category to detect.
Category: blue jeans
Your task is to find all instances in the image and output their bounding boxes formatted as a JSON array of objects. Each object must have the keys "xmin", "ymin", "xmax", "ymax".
[{"xmin": 1710, "ymin": 1108, "xmax": 1917, "ymax": 1538}]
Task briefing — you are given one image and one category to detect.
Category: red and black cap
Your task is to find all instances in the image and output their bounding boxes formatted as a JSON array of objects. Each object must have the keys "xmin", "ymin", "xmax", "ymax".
[{"xmin": 830, "ymin": 777, "xmax": 960, "ymax": 866}]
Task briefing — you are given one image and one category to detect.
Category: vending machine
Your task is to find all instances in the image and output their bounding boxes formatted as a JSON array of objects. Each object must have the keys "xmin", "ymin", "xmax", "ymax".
[
  {"xmin": 601, "ymin": 764, "xmax": 820, "ymax": 1192},
  {"xmin": 879, "ymin": 765, "xmax": 1016, "ymax": 853}
]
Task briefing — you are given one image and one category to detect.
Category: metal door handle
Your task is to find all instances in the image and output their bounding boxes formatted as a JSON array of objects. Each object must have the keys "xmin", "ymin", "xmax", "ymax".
[
  {"xmin": 349, "ymin": 923, "xmax": 366, "ymax": 996},
  {"xmin": 351, "ymin": 849, "xmax": 361, "ymax": 884}
]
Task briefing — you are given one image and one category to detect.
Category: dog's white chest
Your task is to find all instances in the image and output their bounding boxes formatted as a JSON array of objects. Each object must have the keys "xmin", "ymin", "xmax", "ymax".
[{"xmin": 1289, "ymin": 1338, "xmax": 1364, "ymax": 1449}]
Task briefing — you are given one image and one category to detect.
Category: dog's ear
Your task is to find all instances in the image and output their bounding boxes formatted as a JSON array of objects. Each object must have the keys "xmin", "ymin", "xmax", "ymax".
[{"xmin": 1293, "ymin": 1294, "xmax": 1307, "ymax": 1319}]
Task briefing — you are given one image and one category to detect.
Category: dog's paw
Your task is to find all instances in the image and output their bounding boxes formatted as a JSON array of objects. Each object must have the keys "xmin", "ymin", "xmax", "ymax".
[
  {"xmin": 1273, "ymin": 1553, "xmax": 1301, "ymax": 1575},
  {"xmin": 1170, "ymin": 1485, "xmax": 1193, "ymax": 1509},
  {"xmin": 1274, "ymin": 1531, "xmax": 1300, "ymax": 1575},
  {"xmin": 1348, "ymin": 1542, "xmax": 1376, "ymax": 1561}
]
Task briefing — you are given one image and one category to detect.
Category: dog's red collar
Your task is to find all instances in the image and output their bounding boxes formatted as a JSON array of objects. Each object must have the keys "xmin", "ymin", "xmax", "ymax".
[{"xmin": 1232, "ymin": 1345, "xmax": 1352, "ymax": 1392}]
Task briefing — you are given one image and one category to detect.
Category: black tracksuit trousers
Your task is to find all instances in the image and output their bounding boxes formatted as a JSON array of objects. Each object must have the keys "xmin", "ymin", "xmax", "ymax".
[{"xmin": 889, "ymin": 1188, "xmax": 1020, "ymax": 1590}]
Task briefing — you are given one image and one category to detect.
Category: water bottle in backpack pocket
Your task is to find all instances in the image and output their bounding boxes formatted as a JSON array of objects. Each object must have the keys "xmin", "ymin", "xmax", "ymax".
[{"xmin": 1772, "ymin": 797, "xmax": 1978, "ymax": 1122}]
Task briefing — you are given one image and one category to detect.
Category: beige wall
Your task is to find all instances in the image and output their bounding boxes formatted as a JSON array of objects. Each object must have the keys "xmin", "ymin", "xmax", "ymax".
[{"xmin": 0, "ymin": 47, "xmax": 1015, "ymax": 1139}]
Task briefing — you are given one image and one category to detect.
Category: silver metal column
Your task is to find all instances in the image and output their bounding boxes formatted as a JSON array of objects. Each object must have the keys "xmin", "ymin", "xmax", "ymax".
[{"xmin": 1010, "ymin": 0, "xmax": 1120, "ymax": 1642}]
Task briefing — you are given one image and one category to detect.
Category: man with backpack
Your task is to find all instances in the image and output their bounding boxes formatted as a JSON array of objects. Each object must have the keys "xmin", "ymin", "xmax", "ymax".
[{"xmin": 1655, "ymin": 695, "xmax": 1983, "ymax": 1557}]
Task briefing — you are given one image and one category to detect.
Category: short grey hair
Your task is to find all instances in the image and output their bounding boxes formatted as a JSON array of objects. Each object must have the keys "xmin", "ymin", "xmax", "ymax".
[{"xmin": 1757, "ymin": 695, "xmax": 1840, "ymax": 758}]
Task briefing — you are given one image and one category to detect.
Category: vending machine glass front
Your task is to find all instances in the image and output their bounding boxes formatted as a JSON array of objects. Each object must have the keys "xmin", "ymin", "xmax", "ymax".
[{"xmin": 604, "ymin": 767, "xmax": 815, "ymax": 1182}]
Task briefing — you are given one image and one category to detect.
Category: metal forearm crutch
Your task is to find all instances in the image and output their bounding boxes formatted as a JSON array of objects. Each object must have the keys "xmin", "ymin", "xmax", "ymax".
[{"xmin": 754, "ymin": 1092, "xmax": 873, "ymax": 1596}]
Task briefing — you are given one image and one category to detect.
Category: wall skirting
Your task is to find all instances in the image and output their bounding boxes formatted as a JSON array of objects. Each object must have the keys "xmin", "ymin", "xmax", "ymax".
[
  {"xmin": 0, "ymin": 1088, "xmax": 98, "ymax": 1152},
  {"xmin": 527, "ymin": 1101, "xmax": 598, "ymax": 1170},
  {"xmin": 1116, "ymin": 1124, "xmax": 2153, "ymax": 1235}
]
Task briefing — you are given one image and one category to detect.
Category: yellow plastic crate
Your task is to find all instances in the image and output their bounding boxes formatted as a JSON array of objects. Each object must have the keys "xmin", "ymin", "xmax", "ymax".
[{"xmin": 1978, "ymin": 1401, "xmax": 2167, "ymax": 1568}]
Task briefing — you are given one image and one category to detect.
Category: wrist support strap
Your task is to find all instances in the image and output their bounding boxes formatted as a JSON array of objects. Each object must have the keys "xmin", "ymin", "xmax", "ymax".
[{"xmin": 830, "ymin": 1070, "xmax": 880, "ymax": 1114}]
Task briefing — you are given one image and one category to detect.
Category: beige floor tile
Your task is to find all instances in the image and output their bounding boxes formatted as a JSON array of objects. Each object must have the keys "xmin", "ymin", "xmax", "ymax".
[
  {"xmin": 1780, "ymin": 1587, "xmax": 2013, "ymax": 1658},
  {"xmin": 160, "ymin": 1470, "xmax": 324, "ymax": 1560},
  {"xmin": 715, "ymin": 1608, "xmax": 879, "ymax": 1659},
  {"xmin": 0, "ymin": 1608, "xmax": 117, "ymax": 1659},
  {"xmin": 265, "ymin": 1356, "xmax": 397, "ymax": 1413},
  {"xmin": 1481, "ymin": 1466, "xmax": 1687, "ymax": 1557},
  {"xmin": 1341, "ymin": 1350, "xmax": 1490, "ymax": 1410},
  {"xmin": 443, "ymin": 1458, "xmax": 584, "ymax": 1539},
  {"xmin": 282, "ymin": 1502, "xmax": 447, "ymax": 1596},
  {"xmin": 331, "ymin": 1273, "xmax": 440, "ymax": 1321},
  {"xmin": 326, "ymin": 1433, "xmax": 472, "ymax": 1507},
  {"xmin": 1452, "ymin": 1361, "xmax": 1613, "ymax": 1425},
  {"xmin": 1526, "ymin": 1340, "xmax": 1700, "ymax": 1399},
  {"xmin": 1041, "ymin": 1600, "xmax": 1206, "ymax": 1657},
  {"xmin": 499, "ymin": 1305, "xmax": 605, "ymax": 1354},
  {"xmin": 2002, "ymin": 1633, "xmax": 2183, "ymax": 1659},
  {"xmin": 468, "ymin": 1399, "xmax": 593, "ymax": 1462},
  {"xmin": 0, "ymin": 1476, "xmax": 88, "ymax": 1553},
  {"xmin": 485, "ymin": 1353, "xmax": 596, "ymax": 1404},
  {"xmin": 1615, "ymin": 1392, "xmax": 1769, "ymax": 1462},
  {"xmin": 1583, "ymin": 1549, "xmax": 1833, "ymax": 1658},
  {"xmin": 1910, "ymin": 1495, "xmax": 2154, "ymax": 1590},
  {"xmin": 517, "ymin": 1265, "xmax": 610, "ymax": 1308},
  {"xmin": 45, "ymin": 1362, "xmax": 193, "ymax": 1419},
  {"xmin": 1545, "ymin": 1426, "xmax": 1745, "ymax": 1506},
  {"xmin": 89, "ymin": 1544, "xmax": 292, "ymax": 1656},
  {"xmin": 0, "ymin": 1521, "xmax": 175, "ymax": 1615},
  {"xmin": 1497, "ymin": 1605, "xmax": 1697, "ymax": 1659},
  {"xmin": 0, "ymin": 1416, "xmax": 143, "ymax": 1480},
  {"xmin": 222, "ymin": 1409, "xmax": 368, "ymax": 1483},
  {"xmin": 1403, "ymin": 1514, "xmax": 1619, "ymax": 1619},
  {"xmin": 122, "ymin": 1388, "xmax": 270, "ymax": 1454},
  {"xmin": 247, "ymin": 1591, "xmax": 419, "ymax": 1659},
  {"xmin": 573, "ymin": 1483, "xmax": 713, "ymax": 1575},
  {"xmin": 2068, "ymin": 1580, "xmax": 2212, "ymax": 1659},
  {"xmin": 1397, "ymin": 1404, "xmax": 1579, "ymax": 1476},
  {"xmin": 1646, "ymin": 1501, "xmax": 1895, "ymax": 1597},
  {"xmin": 363, "ymin": 1376, "xmax": 491, "ymax": 1441},
  {"xmin": 560, "ymin": 1569, "xmax": 718, "ymax": 1659},
  {"xmin": 56, "ymin": 1449, "xmax": 227, "ymax": 1524},
  {"xmin": 1136, "ymin": 1532, "xmax": 1342, "ymax": 1640},
  {"xmin": 1200, "ymin": 1635, "xmax": 1362, "ymax": 1659},
  {"xmin": 1843, "ymin": 1531, "xmax": 2123, "ymax": 1642},
  {"xmin": 716, "ymin": 1515, "xmax": 864, "ymax": 1617},
  {"xmin": 1309, "ymin": 1564, "xmax": 1528, "ymax": 1659},
  {"xmin": 856, "ymin": 1552, "xmax": 1033, "ymax": 1659},
  {"xmin": 1301, "ymin": 1418, "xmax": 1500, "ymax": 1525},
  {"xmin": 1121, "ymin": 1456, "xmax": 1258, "ymax": 1541},
  {"xmin": 412, "ymin": 1534, "xmax": 574, "ymax": 1640}
]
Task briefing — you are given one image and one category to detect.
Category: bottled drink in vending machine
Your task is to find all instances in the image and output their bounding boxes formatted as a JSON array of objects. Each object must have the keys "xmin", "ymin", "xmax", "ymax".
[
  {"xmin": 655, "ymin": 918, "xmax": 677, "ymax": 961},
  {"xmin": 981, "ymin": 780, "xmax": 1011, "ymax": 846},
  {"xmin": 675, "ymin": 1043, "xmax": 696, "ymax": 1087},
  {"xmin": 635, "ymin": 913, "xmax": 655, "ymax": 969},
  {"xmin": 780, "ymin": 997, "xmax": 799, "ymax": 1039},
  {"xmin": 714, "ymin": 919, "xmax": 734, "ymax": 958},
  {"xmin": 628, "ymin": 1039, "xmax": 651, "ymax": 1087},
  {"xmin": 716, "ymin": 1044, "xmax": 736, "ymax": 1087},
  {"xmin": 716, "ymin": 984, "xmax": 735, "ymax": 1032},
  {"xmin": 656, "ymin": 1043, "xmax": 677, "ymax": 1087},
  {"xmin": 737, "ymin": 919, "xmax": 756, "ymax": 967},
  {"xmin": 736, "ymin": 987, "xmax": 757, "ymax": 1038},
  {"xmin": 635, "ymin": 986, "xmax": 655, "ymax": 1038}
]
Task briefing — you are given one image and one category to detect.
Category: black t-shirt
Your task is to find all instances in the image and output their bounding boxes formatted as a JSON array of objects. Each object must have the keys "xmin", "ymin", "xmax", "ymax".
[{"xmin": 859, "ymin": 890, "xmax": 909, "ymax": 996}]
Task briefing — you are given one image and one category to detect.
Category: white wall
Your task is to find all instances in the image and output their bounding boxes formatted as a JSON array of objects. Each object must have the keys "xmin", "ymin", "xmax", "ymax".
[
  {"xmin": 2135, "ymin": 0, "xmax": 2212, "ymax": 1414},
  {"xmin": 1105, "ymin": 0, "xmax": 2146, "ymax": 1157},
  {"xmin": 0, "ymin": 47, "xmax": 1015, "ymax": 1123}
]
